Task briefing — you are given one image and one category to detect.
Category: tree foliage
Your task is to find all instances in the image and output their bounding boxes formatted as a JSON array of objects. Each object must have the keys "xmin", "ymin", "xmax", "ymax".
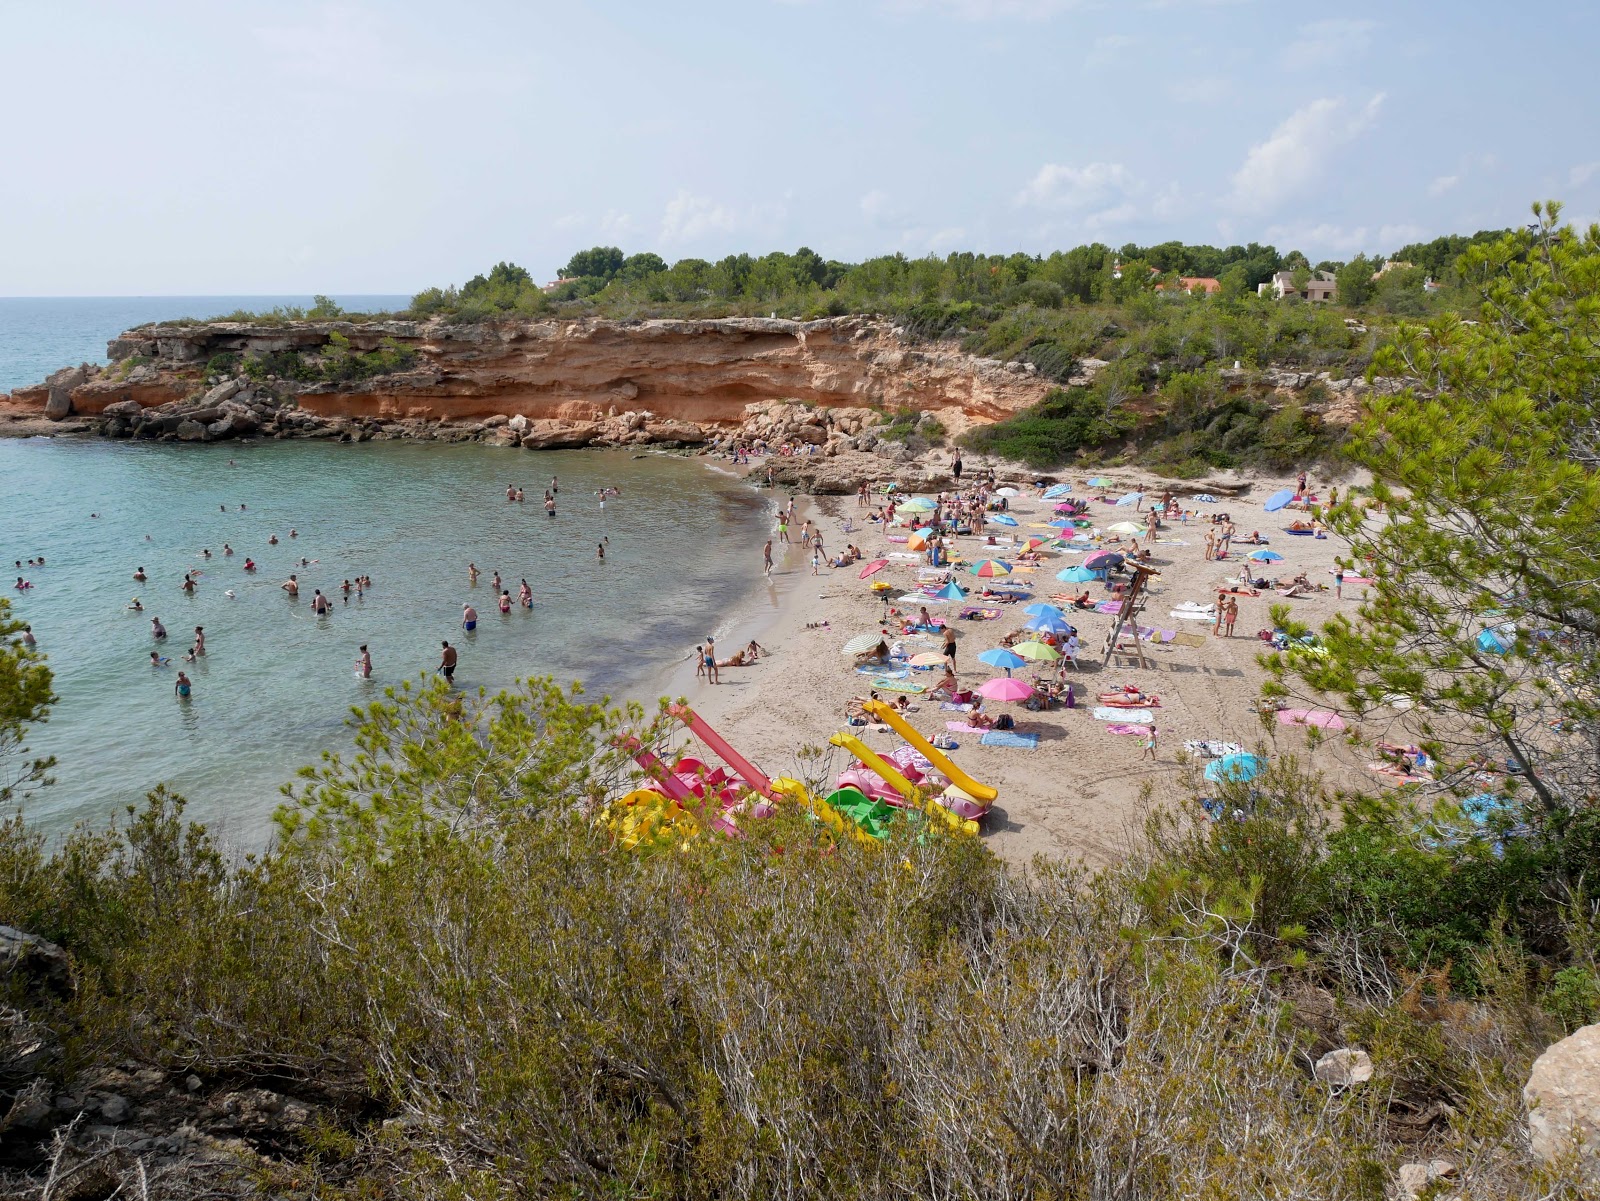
[{"xmin": 0, "ymin": 597, "xmax": 55, "ymax": 805}]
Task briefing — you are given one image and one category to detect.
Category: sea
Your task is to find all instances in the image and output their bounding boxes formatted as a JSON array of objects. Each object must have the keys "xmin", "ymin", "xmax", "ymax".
[{"xmin": 0, "ymin": 298, "xmax": 772, "ymax": 846}]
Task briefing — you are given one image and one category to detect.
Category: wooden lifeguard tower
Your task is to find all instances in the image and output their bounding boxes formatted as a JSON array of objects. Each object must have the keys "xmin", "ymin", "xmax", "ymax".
[{"xmin": 1101, "ymin": 562, "xmax": 1162, "ymax": 669}]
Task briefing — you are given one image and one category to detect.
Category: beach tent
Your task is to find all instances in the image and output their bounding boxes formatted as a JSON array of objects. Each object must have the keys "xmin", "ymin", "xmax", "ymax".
[
  {"xmin": 1247, "ymin": 549, "xmax": 1284, "ymax": 562},
  {"xmin": 1043, "ymin": 484, "xmax": 1072, "ymax": 498},
  {"xmin": 1477, "ymin": 626, "xmax": 1515, "ymax": 654},
  {"xmin": 1057, "ymin": 566, "xmax": 1099, "ymax": 583},
  {"xmin": 1114, "ymin": 492, "xmax": 1144, "ymax": 507},
  {"xmin": 978, "ymin": 648, "xmax": 1028, "ymax": 675},
  {"xmin": 935, "ymin": 580, "xmax": 967, "ymax": 601},
  {"xmin": 1264, "ymin": 488, "xmax": 1296, "ymax": 512},
  {"xmin": 1204, "ymin": 752, "xmax": 1264, "ymax": 783}
]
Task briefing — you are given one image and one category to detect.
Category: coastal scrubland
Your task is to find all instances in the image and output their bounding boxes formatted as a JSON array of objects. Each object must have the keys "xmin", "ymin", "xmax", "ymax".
[{"xmin": 2, "ymin": 208, "xmax": 1597, "ymax": 1196}]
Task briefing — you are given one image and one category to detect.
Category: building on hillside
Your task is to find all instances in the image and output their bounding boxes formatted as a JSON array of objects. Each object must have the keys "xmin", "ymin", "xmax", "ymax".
[
  {"xmin": 1257, "ymin": 270, "xmax": 1337, "ymax": 302},
  {"xmin": 1423, "ymin": 278, "xmax": 1442, "ymax": 293},
  {"xmin": 540, "ymin": 278, "xmax": 576, "ymax": 293},
  {"xmin": 1155, "ymin": 276, "xmax": 1222, "ymax": 295}
]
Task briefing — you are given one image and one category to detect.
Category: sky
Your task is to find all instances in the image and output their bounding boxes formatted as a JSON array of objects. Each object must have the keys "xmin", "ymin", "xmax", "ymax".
[{"xmin": 3, "ymin": 0, "xmax": 1597, "ymax": 295}]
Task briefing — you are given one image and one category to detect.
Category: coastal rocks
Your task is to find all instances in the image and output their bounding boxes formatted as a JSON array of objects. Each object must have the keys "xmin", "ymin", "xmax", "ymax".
[
  {"xmin": 1395, "ymin": 1160, "xmax": 1457, "ymax": 1200},
  {"xmin": 176, "ymin": 419, "xmax": 207, "ymax": 442},
  {"xmin": 520, "ymin": 420, "xmax": 599, "ymax": 449},
  {"xmin": 1312, "ymin": 1047, "xmax": 1373, "ymax": 1088},
  {"xmin": 44, "ymin": 364, "xmax": 87, "ymax": 420},
  {"xmin": 1525, "ymin": 1022, "xmax": 1600, "ymax": 1178}
]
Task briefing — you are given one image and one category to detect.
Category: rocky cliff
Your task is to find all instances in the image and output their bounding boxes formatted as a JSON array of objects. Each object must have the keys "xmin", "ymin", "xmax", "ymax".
[{"xmin": 4, "ymin": 315, "xmax": 1057, "ymax": 437}]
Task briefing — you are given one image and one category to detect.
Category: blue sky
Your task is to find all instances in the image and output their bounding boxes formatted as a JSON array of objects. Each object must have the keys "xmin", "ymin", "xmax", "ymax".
[{"xmin": 3, "ymin": 0, "xmax": 1595, "ymax": 294}]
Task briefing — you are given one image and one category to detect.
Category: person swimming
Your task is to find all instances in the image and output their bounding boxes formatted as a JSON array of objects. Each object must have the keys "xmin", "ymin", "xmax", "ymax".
[
  {"xmin": 128, "ymin": 598, "xmax": 143, "ymax": 611},
  {"xmin": 243, "ymin": 558, "xmax": 256, "ymax": 572},
  {"xmin": 150, "ymin": 651, "xmax": 170, "ymax": 667}
]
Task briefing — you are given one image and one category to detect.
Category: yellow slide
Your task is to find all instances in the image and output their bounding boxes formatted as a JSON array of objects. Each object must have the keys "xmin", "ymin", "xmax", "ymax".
[
  {"xmin": 828, "ymin": 731, "xmax": 922, "ymax": 803},
  {"xmin": 862, "ymin": 699, "xmax": 998, "ymax": 803}
]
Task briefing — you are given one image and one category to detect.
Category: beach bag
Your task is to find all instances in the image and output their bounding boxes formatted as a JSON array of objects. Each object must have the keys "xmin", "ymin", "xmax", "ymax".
[{"xmin": 995, "ymin": 714, "xmax": 1016, "ymax": 731}]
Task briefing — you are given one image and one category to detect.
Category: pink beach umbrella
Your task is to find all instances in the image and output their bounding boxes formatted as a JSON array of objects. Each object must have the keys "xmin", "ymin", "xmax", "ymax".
[
  {"xmin": 977, "ymin": 676, "xmax": 1034, "ymax": 703},
  {"xmin": 1277, "ymin": 708, "xmax": 1347, "ymax": 732},
  {"xmin": 858, "ymin": 559, "xmax": 889, "ymax": 579}
]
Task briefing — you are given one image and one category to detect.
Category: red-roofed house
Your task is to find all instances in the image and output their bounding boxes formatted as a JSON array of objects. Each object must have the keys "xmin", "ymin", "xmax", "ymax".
[{"xmin": 1155, "ymin": 276, "xmax": 1222, "ymax": 295}]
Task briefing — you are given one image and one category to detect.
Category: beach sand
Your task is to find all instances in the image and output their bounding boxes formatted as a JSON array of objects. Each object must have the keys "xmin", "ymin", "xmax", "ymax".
[{"xmin": 630, "ymin": 462, "xmax": 1382, "ymax": 868}]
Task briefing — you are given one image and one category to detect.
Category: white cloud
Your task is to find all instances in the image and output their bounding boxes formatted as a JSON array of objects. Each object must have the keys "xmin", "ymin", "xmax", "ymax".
[
  {"xmin": 1016, "ymin": 162, "xmax": 1136, "ymax": 210},
  {"xmin": 1228, "ymin": 93, "xmax": 1385, "ymax": 214},
  {"xmin": 1427, "ymin": 174, "xmax": 1460, "ymax": 198},
  {"xmin": 859, "ymin": 189, "xmax": 899, "ymax": 223},
  {"xmin": 1261, "ymin": 220, "xmax": 1426, "ymax": 257},
  {"xmin": 1570, "ymin": 162, "xmax": 1600, "ymax": 188},
  {"xmin": 658, "ymin": 191, "xmax": 786, "ymax": 246},
  {"xmin": 925, "ymin": 227, "xmax": 969, "ymax": 251},
  {"xmin": 1284, "ymin": 19, "xmax": 1377, "ymax": 69}
]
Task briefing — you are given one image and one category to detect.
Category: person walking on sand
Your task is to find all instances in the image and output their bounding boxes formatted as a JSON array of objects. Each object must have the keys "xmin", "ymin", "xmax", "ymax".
[
  {"xmin": 952, "ymin": 451, "xmax": 963, "ymax": 482},
  {"xmin": 704, "ymin": 636, "xmax": 720, "ymax": 684},
  {"xmin": 1335, "ymin": 568, "xmax": 1344, "ymax": 599},
  {"xmin": 438, "ymin": 640, "xmax": 457, "ymax": 683},
  {"xmin": 1204, "ymin": 528, "xmax": 1216, "ymax": 561},
  {"xmin": 694, "ymin": 645, "xmax": 706, "ymax": 682},
  {"xmin": 763, "ymin": 539, "xmax": 773, "ymax": 577},
  {"xmin": 1224, "ymin": 597, "xmax": 1239, "ymax": 637},
  {"xmin": 1141, "ymin": 725, "xmax": 1158, "ymax": 761},
  {"xmin": 357, "ymin": 644, "xmax": 372, "ymax": 679},
  {"xmin": 811, "ymin": 545, "xmax": 821, "ymax": 575},
  {"xmin": 943, "ymin": 624, "xmax": 958, "ymax": 670}
]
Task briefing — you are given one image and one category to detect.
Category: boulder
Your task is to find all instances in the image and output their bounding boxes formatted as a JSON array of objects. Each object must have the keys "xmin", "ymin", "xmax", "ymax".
[
  {"xmin": 0, "ymin": 925, "xmax": 71, "ymax": 991},
  {"xmin": 1395, "ymin": 1159, "xmax": 1456, "ymax": 1200},
  {"xmin": 44, "ymin": 364, "xmax": 86, "ymax": 420},
  {"xmin": 206, "ymin": 417, "xmax": 235, "ymax": 440},
  {"xmin": 1525, "ymin": 1022, "xmax": 1600, "ymax": 1179},
  {"xmin": 175, "ymin": 420, "xmax": 207, "ymax": 442},
  {"xmin": 101, "ymin": 399, "xmax": 144, "ymax": 419},
  {"xmin": 199, "ymin": 378, "xmax": 241, "ymax": 407},
  {"xmin": 1313, "ymin": 1047, "xmax": 1373, "ymax": 1087},
  {"xmin": 99, "ymin": 1093, "xmax": 132, "ymax": 1124},
  {"xmin": 507, "ymin": 414, "xmax": 529, "ymax": 433}
]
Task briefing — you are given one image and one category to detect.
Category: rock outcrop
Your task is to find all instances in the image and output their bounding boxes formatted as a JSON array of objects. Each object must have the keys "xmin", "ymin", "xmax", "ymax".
[{"xmin": 1525, "ymin": 1022, "xmax": 1600, "ymax": 1180}]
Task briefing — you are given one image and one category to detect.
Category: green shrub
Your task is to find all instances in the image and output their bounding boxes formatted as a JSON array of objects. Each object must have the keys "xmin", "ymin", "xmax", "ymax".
[{"xmin": 962, "ymin": 386, "xmax": 1136, "ymax": 467}]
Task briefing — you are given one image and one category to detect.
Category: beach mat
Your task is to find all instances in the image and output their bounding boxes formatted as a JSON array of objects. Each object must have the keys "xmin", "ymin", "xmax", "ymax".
[
  {"xmin": 1093, "ymin": 707, "xmax": 1154, "ymax": 723},
  {"xmin": 980, "ymin": 730, "xmax": 1039, "ymax": 748},
  {"xmin": 871, "ymin": 679, "xmax": 925, "ymax": 693},
  {"xmin": 940, "ymin": 702, "xmax": 974, "ymax": 712},
  {"xmin": 946, "ymin": 721, "xmax": 986, "ymax": 734},
  {"xmin": 1105, "ymin": 723, "xmax": 1147, "ymax": 736},
  {"xmin": 1172, "ymin": 632, "xmax": 1208, "ymax": 648}
]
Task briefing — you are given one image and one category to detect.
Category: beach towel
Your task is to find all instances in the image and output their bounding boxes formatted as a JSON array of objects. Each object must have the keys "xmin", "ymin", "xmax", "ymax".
[
  {"xmin": 980, "ymin": 730, "xmax": 1039, "ymax": 748},
  {"xmin": 959, "ymin": 607, "xmax": 1002, "ymax": 620},
  {"xmin": 871, "ymin": 678, "xmax": 926, "ymax": 693},
  {"xmin": 946, "ymin": 721, "xmax": 987, "ymax": 734},
  {"xmin": 1184, "ymin": 739, "xmax": 1243, "ymax": 758},
  {"xmin": 1190, "ymin": 494, "xmax": 1218, "ymax": 503},
  {"xmin": 857, "ymin": 666, "xmax": 907, "ymax": 678},
  {"xmin": 1173, "ymin": 601, "xmax": 1214, "ymax": 613},
  {"xmin": 1094, "ymin": 601, "xmax": 1123, "ymax": 614},
  {"xmin": 1282, "ymin": 528, "xmax": 1315, "ymax": 536},
  {"xmin": 1171, "ymin": 610, "xmax": 1216, "ymax": 621},
  {"xmin": 1172, "ymin": 632, "xmax": 1208, "ymax": 648},
  {"xmin": 1105, "ymin": 723, "xmax": 1147, "ymax": 736},
  {"xmin": 940, "ymin": 702, "xmax": 974, "ymax": 712},
  {"xmin": 887, "ymin": 536, "xmax": 909, "ymax": 543},
  {"xmin": 1093, "ymin": 707, "xmax": 1154, "ymax": 723}
]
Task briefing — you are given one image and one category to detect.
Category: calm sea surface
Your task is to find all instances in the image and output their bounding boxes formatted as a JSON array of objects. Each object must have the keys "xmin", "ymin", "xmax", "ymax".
[{"xmin": 1, "ymin": 300, "xmax": 769, "ymax": 846}]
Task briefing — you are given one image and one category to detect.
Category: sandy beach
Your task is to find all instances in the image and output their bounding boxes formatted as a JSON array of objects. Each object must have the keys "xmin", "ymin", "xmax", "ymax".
[{"xmin": 644, "ymin": 454, "xmax": 1384, "ymax": 867}]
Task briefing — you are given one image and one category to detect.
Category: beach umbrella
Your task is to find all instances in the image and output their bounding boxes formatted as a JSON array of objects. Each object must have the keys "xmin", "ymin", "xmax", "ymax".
[
  {"xmin": 1088, "ymin": 477, "xmax": 1113, "ymax": 488},
  {"xmin": 995, "ymin": 487, "xmax": 1020, "ymax": 497},
  {"xmin": 1046, "ymin": 518, "xmax": 1077, "ymax": 529},
  {"xmin": 935, "ymin": 580, "xmax": 967, "ymax": 601},
  {"xmin": 1084, "ymin": 551, "xmax": 1124, "ymax": 569},
  {"xmin": 978, "ymin": 648, "xmax": 1028, "ymax": 675},
  {"xmin": 858, "ymin": 559, "xmax": 889, "ymax": 579},
  {"xmin": 1476, "ymin": 626, "xmax": 1513, "ymax": 654},
  {"xmin": 990, "ymin": 514, "xmax": 1019, "ymax": 526},
  {"xmin": 969, "ymin": 559, "xmax": 1013, "ymax": 577},
  {"xmin": 1026, "ymin": 615, "xmax": 1074, "ymax": 636},
  {"xmin": 1114, "ymin": 491, "xmax": 1144, "ymax": 507},
  {"xmin": 1247, "ymin": 549, "xmax": 1283, "ymax": 562},
  {"xmin": 1264, "ymin": 488, "xmax": 1296, "ymax": 513},
  {"xmin": 1204, "ymin": 752, "xmax": 1264, "ymax": 783},
  {"xmin": 907, "ymin": 534, "xmax": 930, "ymax": 551},
  {"xmin": 1277, "ymin": 708, "xmax": 1347, "ymax": 732},
  {"xmin": 1053, "ymin": 501, "xmax": 1078, "ymax": 512},
  {"xmin": 1057, "ymin": 566, "xmax": 1099, "ymax": 583},
  {"xmin": 898, "ymin": 497, "xmax": 936, "ymax": 512},
  {"xmin": 1023, "ymin": 602, "xmax": 1065, "ymax": 618},
  {"xmin": 841, "ymin": 634, "xmax": 885, "ymax": 656},
  {"xmin": 1107, "ymin": 521, "xmax": 1144, "ymax": 536},
  {"xmin": 1044, "ymin": 483, "xmax": 1072, "ymax": 498},
  {"xmin": 909, "ymin": 652, "xmax": 948, "ymax": 667},
  {"xmin": 978, "ymin": 676, "xmax": 1034, "ymax": 702},
  {"xmin": 1012, "ymin": 640, "xmax": 1061, "ymax": 661},
  {"xmin": 1022, "ymin": 537, "xmax": 1050, "ymax": 552}
]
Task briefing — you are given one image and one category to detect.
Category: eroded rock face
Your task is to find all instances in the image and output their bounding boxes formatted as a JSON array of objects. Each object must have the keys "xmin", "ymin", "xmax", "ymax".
[{"xmin": 1525, "ymin": 1022, "xmax": 1600, "ymax": 1180}]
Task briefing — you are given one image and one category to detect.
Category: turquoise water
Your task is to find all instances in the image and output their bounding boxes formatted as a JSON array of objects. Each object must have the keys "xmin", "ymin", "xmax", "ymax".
[
  {"xmin": 1, "ymin": 438, "xmax": 768, "ymax": 846},
  {"xmin": 0, "ymin": 295, "xmax": 410, "ymax": 393}
]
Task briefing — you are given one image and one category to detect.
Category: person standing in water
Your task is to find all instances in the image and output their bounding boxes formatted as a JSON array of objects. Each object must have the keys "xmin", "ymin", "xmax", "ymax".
[
  {"xmin": 133, "ymin": 566, "xmax": 147, "ymax": 581},
  {"xmin": 192, "ymin": 626, "xmax": 206, "ymax": 656},
  {"xmin": 498, "ymin": 590, "xmax": 512, "ymax": 614},
  {"xmin": 468, "ymin": 563, "xmax": 480, "ymax": 585},
  {"xmin": 462, "ymin": 603, "xmax": 478, "ymax": 632},
  {"xmin": 597, "ymin": 542, "xmax": 605, "ymax": 563},
  {"xmin": 282, "ymin": 574, "xmax": 299, "ymax": 596},
  {"xmin": 763, "ymin": 538, "xmax": 773, "ymax": 578},
  {"xmin": 311, "ymin": 589, "xmax": 331, "ymax": 615},
  {"xmin": 518, "ymin": 579, "xmax": 533, "ymax": 608},
  {"xmin": 438, "ymin": 640, "xmax": 457, "ymax": 683},
  {"xmin": 174, "ymin": 671, "xmax": 193, "ymax": 699},
  {"xmin": 151, "ymin": 616, "xmax": 168, "ymax": 641},
  {"xmin": 544, "ymin": 495, "xmax": 556, "ymax": 518},
  {"xmin": 356, "ymin": 644, "xmax": 372, "ymax": 679}
]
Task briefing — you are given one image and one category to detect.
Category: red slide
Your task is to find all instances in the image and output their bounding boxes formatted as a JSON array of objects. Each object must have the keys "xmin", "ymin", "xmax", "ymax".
[{"xmin": 668, "ymin": 703, "xmax": 775, "ymax": 799}]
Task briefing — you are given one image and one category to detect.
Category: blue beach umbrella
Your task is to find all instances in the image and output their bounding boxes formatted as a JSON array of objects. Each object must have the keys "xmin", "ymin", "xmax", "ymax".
[
  {"xmin": 1026, "ymin": 615, "xmax": 1074, "ymax": 636},
  {"xmin": 990, "ymin": 514, "xmax": 1019, "ymax": 526},
  {"xmin": 1047, "ymin": 518, "xmax": 1076, "ymax": 529},
  {"xmin": 1023, "ymin": 602, "xmax": 1066, "ymax": 618},
  {"xmin": 1043, "ymin": 483, "xmax": 1072, "ymax": 498},
  {"xmin": 1057, "ymin": 566, "xmax": 1099, "ymax": 583},
  {"xmin": 1247, "ymin": 549, "xmax": 1283, "ymax": 562},
  {"xmin": 935, "ymin": 580, "xmax": 967, "ymax": 602},
  {"xmin": 978, "ymin": 647, "xmax": 1028, "ymax": 675},
  {"xmin": 1115, "ymin": 491, "xmax": 1144, "ymax": 507},
  {"xmin": 914, "ymin": 526, "xmax": 935, "ymax": 538},
  {"xmin": 1264, "ymin": 488, "xmax": 1296, "ymax": 513},
  {"xmin": 1205, "ymin": 753, "xmax": 1264, "ymax": 783},
  {"xmin": 1476, "ymin": 626, "xmax": 1514, "ymax": 654}
]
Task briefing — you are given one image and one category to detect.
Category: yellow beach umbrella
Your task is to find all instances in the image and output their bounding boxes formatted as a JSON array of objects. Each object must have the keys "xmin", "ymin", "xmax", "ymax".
[{"xmin": 1011, "ymin": 640, "xmax": 1062, "ymax": 661}]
